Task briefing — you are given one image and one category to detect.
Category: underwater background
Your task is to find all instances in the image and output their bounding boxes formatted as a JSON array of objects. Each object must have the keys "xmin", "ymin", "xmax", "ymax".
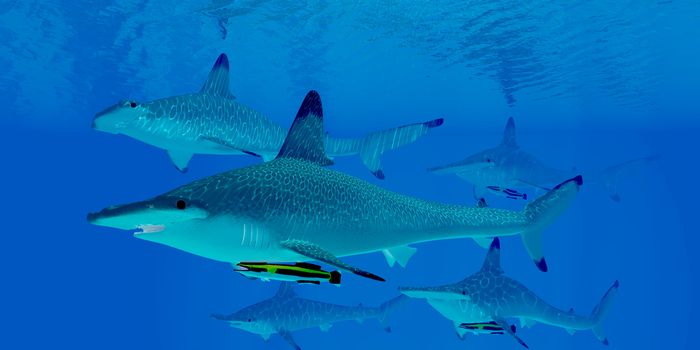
[{"xmin": 1, "ymin": 1, "xmax": 698, "ymax": 349}]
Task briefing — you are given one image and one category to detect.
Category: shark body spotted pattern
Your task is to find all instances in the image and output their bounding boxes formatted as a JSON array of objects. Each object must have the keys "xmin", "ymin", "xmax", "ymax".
[
  {"xmin": 400, "ymin": 238, "xmax": 619, "ymax": 348},
  {"xmin": 212, "ymin": 283, "xmax": 407, "ymax": 349},
  {"xmin": 429, "ymin": 117, "xmax": 659, "ymax": 203},
  {"xmin": 93, "ymin": 53, "xmax": 443, "ymax": 178},
  {"xmin": 88, "ymin": 91, "xmax": 583, "ymax": 280}
]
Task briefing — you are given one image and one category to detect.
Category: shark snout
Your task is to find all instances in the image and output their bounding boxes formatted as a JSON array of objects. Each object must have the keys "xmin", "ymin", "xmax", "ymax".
[
  {"xmin": 87, "ymin": 197, "xmax": 209, "ymax": 233},
  {"xmin": 92, "ymin": 100, "xmax": 141, "ymax": 134}
]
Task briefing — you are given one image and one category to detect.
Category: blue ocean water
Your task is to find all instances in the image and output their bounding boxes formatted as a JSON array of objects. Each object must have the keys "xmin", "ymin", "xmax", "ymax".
[{"xmin": 1, "ymin": 1, "xmax": 699, "ymax": 349}]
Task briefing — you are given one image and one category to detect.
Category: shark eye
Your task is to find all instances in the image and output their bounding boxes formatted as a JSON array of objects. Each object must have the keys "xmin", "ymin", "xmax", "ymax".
[
  {"xmin": 247, "ymin": 318, "xmax": 252, "ymax": 322},
  {"xmin": 130, "ymin": 102, "xmax": 137, "ymax": 108},
  {"xmin": 176, "ymin": 200, "xmax": 186, "ymax": 210}
]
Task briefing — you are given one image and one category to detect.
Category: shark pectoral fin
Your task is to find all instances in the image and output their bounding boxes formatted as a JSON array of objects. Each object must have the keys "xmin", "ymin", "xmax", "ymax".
[
  {"xmin": 201, "ymin": 53, "xmax": 236, "ymax": 99},
  {"xmin": 399, "ymin": 287, "xmax": 470, "ymax": 301},
  {"xmin": 276, "ymin": 91, "xmax": 333, "ymax": 166},
  {"xmin": 494, "ymin": 317, "xmax": 528, "ymax": 349},
  {"xmin": 381, "ymin": 245, "xmax": 417, "ymax": 268},
  {"xmin": 280, "ymin": 239, "xmax": 385, "ymax": 282},
  {"xmin": 167, "ymin": 150, "xmax": 193, "ymax": 172},
  {"xmin": 319, "ymin": 323, "xmax": 332, "ymax": 332},
  {"xmin": 199, "ymin": 137, "xmax": 262, "ymax": 158},
  {"xmin": 259, "ymin": 152, "xmax": 277, "ymax": 162},
  {"xmin": 277, "ymin": 329, "xmax": 301, "ymax": 350},
  {"xmin": 515, "ymin": 178, "xmax": 551, "ymax": 192},
  {"xmin": 473, "ymin": 237, "xmax": 493, "ymax": 249}
]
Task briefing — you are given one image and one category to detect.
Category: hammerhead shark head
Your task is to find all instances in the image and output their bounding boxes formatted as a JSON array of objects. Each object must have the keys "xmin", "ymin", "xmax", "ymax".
[
  {"xmin": 87, "ymin": 91, "xmax": 582, "ymax": 280},
  {"xmin": 92, "ymin": 53, "xmax": 443, "ymax": 178},
  {"xmin": 429, "ymin": 117, "xmax": 659, "ymax": 203},
  {"xmin": 212, "ymin": 282, "xmax": 407, "ymax": 349},
  {"xmin": 400, "ymin": 238, "xmax": 619, "ymax": 348}
]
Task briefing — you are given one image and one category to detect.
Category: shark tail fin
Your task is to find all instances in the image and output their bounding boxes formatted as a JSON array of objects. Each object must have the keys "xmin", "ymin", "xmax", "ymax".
[
  {"xmin": 597, "ymin": 154, "xmax": 661, "ymax": 202},
  {"xmin": 590, "ymin": 280, "xmax": 620, "ymax": 345},
  {"xmin": 327, "ymin": 118, "xmax": 443, "ymax": 179},
  {"xmin": 377, "ymin": 295, "xmax": 410, "ymax": 332},
  {"xmin": 521, "ymin": 175, "xmax": 583, "ymax": 272}
]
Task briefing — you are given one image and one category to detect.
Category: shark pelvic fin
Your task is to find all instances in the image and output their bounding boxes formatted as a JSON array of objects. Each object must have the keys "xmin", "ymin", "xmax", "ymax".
[
  {"xmin": 201, "ymin": 53, "xmax": 235, "ymax": 99},
  {"xmin": 381, "ymin": 245, "xmax": 417, "ymax": 268},
  {"xmin": 519, "ymin": 318, "xmax": 536, "ymax": 329},
  {"xmin": 473, "ymin": 237, "xmax": 493, "ymax": 249},
  {"xmin": 479, "ymin": 238, "xmax": 503, "ymax": 275},
  {"xmin": 167, "ymin": 150, "xmax": 193, "ymax": 172},
  {"xmin": 276, "ymin": 91, "xmax": 333, "ymax": 166},
  {"xmin": 501, "ymin": 117, "xmax": 518, "ymax": 148},
  {"xmin": 494, "ymin": 317, "xmax": 528, "ymax": 348},
  {"xmin": 277, "ymin": 329, "xmax": 301, "ymax": 350},
  {"xmin": 280, "ymin": 239, "xmax": 385, "ymax": 282}
]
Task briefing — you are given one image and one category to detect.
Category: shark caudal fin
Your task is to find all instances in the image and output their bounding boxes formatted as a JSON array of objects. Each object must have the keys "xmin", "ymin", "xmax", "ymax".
[
  {"xmin": 589, "ymin": 280, "xmax": 620, "ymax": 345},
  {"xmin": 377, "ymin": 295, "xmax": 410, "ymax": 332},
  {"xmin": 597, "ymin": 154, "xmax": 660, "ymax": 202},
  {"xmin": 326, "ymin": 118, "xmax": 443, "ymax": 179},
  {"xmin": 521, "ymin": 175, "xmax": 582, "ymax": 272}
]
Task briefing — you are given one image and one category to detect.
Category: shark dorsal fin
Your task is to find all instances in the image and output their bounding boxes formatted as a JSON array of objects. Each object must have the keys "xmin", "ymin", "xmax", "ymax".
[
  {"xmin": 501, "ymin": 117, "xmax": 517, "ymax": 147},
  {"xmin": 275, "ymin": 282, "xmax": 297, "ymax": 299},
  {"xmin": 201, "ymin": 53, "xmax": 235, "ymax": 99},
  {"xmin": 480, "ymin": 238, "xmax": 503, "ymax": 275},
  {"xmin": 276, "ymin": 90, "xmax": 333, "ymax": 166}
]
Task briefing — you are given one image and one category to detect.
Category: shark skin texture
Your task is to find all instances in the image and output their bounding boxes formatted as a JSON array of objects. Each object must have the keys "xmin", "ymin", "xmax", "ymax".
[
  {"xmin": 400, "ymin": 238, "xmax": 619, "ymax": 348},
  {"xmin": 87, "ymin": 91, "xmax": 583, "ymax": 280},
  {"xmin": 92, "ymin": 53, "xmax": 444, "ymax": 178},
  {"xmin": 429, "ymin": 116, "xmax": 659, "ymax": 203},
  {"xmin": 211, "ymin": 282, "xmax": 408, "ymax": 349}
]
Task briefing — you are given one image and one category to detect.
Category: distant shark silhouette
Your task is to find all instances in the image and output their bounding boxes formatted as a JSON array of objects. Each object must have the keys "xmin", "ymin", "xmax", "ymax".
[
  {"xmin": 429, "ymin": 117, "xmax": 659, "ymax": 203},
  {"xmin": 212, "ymin": 282, "xmax": 407, "ymax": 349},
  {"xmin": 400, "ymin": 238, "xmax": 619, "ymax": 348},
  {"xmin": 87, "ymin": 91, "xmax": 582, "ymax": 278},
  {"xmin": 92, "ymin": 53, "xmax": 443, "ymax": 178}
]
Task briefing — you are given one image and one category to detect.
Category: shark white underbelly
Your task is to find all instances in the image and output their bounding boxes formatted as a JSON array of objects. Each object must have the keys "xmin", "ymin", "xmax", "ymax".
[{"xmin": 88, "ymin": 90, "xmax": 582, "ymax": 282}]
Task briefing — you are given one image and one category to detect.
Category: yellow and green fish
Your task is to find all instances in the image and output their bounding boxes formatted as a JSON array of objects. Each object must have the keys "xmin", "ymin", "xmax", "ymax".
[
  {"xmin": 459, "ymin": 321, "xmax": 517, "ymax": 335},
  {"xmin": 235, "ymin": 262, "xmax": 341, "ymax": 285}
]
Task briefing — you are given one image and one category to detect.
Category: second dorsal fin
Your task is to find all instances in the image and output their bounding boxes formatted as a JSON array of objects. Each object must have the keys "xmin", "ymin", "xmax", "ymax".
[
  {"xmin": 201, "ymin": 53, "xmax": 235, "ymax": 99},
  {"xmin": 276, "ymin": 90, "xmax": 333, "ymax": 166}
]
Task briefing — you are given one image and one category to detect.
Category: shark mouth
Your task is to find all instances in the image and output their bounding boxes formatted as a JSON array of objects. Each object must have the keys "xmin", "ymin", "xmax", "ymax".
[{"xmin": 135, "ymin": 224, "xmax": 166, "ymax": 235}]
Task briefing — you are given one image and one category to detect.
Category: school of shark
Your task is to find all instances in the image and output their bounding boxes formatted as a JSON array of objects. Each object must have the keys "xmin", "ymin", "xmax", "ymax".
[{"xmin": 87, "ymin": 53, "xmax": 657, "ymax": 349}]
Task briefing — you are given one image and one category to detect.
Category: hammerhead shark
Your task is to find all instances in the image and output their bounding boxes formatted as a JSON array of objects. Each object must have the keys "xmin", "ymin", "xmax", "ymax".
[
  {"xmin": 429, "ymin": 117, "xmax": 659, "ymax": 203},
  {"xmin": 92, "ymin": 53, "xmax": 443, "ymax": 178},
  {"xmin": 212, "ymin": 282, "xmax": 407, "ymax": 349},
  {"xmin": 400, "ymin": 238, "xmax": 619, "ymax": 348},
  {"xmin": 87, "ymin": 90, "xmax": 582, "ymax": 280}
]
